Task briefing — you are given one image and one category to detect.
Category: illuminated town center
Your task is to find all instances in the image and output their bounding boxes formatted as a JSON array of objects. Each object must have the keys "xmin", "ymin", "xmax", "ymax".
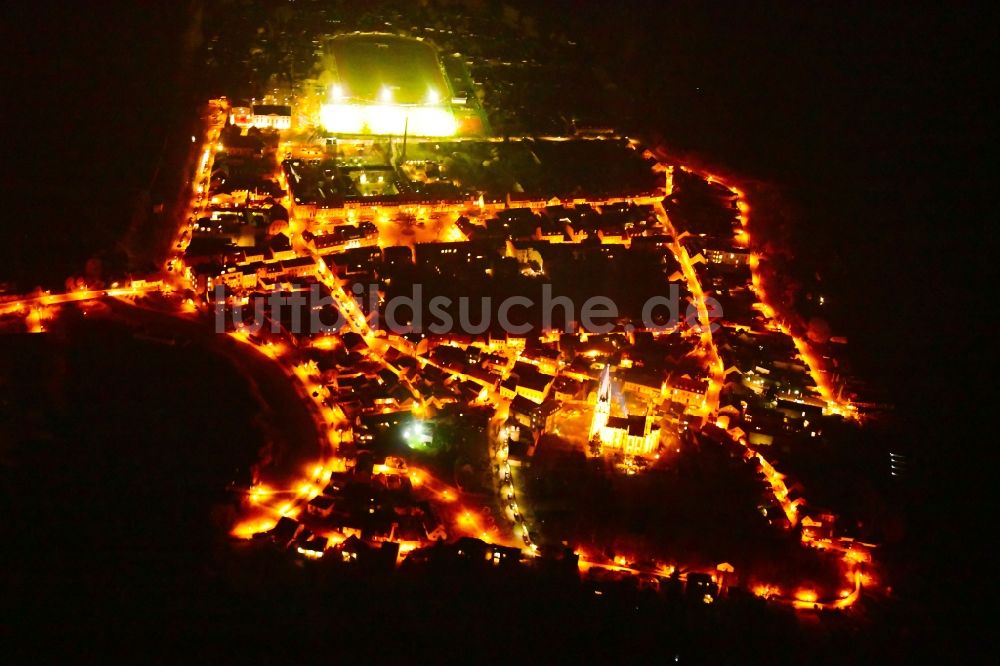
[{"xmin": 1, "ymin": 9, "xmax": 877, "ymax": 626}]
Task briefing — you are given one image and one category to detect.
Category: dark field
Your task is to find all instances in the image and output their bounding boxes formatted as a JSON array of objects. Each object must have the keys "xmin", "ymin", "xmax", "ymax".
[{"xmin": 0, "ymin": 311, "xmax": 262, "ymax": 633}]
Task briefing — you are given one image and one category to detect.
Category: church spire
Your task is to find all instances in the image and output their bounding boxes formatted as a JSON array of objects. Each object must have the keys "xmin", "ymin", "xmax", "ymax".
[{"xmin": 590, "ymin": 364, "xmax": 612, "ymax": 439}]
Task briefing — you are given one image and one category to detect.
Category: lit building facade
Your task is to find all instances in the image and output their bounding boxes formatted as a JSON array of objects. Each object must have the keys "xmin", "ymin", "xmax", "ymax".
[
  {"xmin": 230, "ymin": 105, "xmax": 292, "ymax": 130},
  {"xmin": 251, "ymin": 104, "xmax": 292, "ymax": 130},
  {"xmin": 667, "ymin": 375, "xmax": 709, "ymax": 409}
]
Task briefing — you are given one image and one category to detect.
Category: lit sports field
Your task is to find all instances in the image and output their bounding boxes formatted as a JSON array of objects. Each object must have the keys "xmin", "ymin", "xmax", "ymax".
[
  {"xmin": 322, "ymin": 34, "xmax": 457, "ymax": 136},
  {"xmin": 329, "ymin": 33, "xmax": 450, "ymax": 105}
]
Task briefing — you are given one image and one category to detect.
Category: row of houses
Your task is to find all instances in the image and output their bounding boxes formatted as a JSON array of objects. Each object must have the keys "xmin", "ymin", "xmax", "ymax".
[
  {"xmin": 308, "ymin": 222, "xmax": 379, "ymax": 255},
  {"xmin": 213, "ymin": 254, "xmax": 318, "ymax": 290}
]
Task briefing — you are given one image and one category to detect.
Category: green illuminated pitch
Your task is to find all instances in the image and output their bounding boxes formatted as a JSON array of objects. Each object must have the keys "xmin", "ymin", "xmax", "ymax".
[{"xmin": 328, "ymin": 33, "xmax": 452, "ymax": 106}]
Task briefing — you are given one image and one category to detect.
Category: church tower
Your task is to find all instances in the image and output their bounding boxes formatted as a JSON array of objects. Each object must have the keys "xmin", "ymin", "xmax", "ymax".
[{"xmin": 590, "ymin": 364, "xmax": 612, "ymax": 439}]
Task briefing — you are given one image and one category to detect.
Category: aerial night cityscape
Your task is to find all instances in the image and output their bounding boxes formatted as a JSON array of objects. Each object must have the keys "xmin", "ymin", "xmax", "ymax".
[{"xmin": 0, "ymin": 1, "xmax": 988, "ymax": 662}]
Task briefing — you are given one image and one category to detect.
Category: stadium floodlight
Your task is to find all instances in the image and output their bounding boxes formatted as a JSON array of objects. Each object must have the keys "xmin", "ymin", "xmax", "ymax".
[
  {"xmin": 320, "ymin": 103, "xmax": 457, "ymax": 136},
  {"xmin": 404, "ymin": 421, "xmax": 433, "ymax": 448}
]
